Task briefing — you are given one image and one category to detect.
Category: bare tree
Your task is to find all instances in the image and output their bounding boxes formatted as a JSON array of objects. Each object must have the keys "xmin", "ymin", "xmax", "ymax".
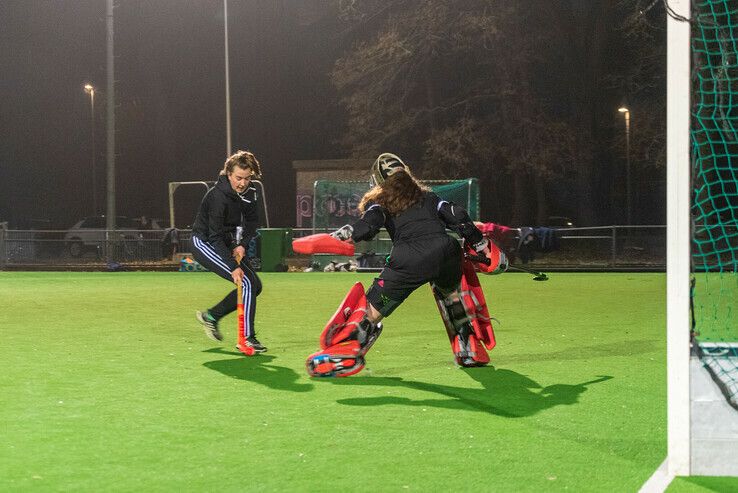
[{"xmin": 329, "ymin": 0, "xmax": 666, "ymax": 224}]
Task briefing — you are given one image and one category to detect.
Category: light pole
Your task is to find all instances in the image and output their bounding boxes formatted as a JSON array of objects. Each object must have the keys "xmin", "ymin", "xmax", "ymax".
[
  {"xmin": 618, "ymin": 107, "xmax": 632, "ymax": 226},
  {"xmin": 105, "ymin": 0, "xmax": 116, "ymax": 233},
  {"xmin": 223, "ymin": 0, "xmax": 232, "ymax": 157},
  {"xmin": 84, "ymin": 84, "xmax": 97, "ymax": 215}
]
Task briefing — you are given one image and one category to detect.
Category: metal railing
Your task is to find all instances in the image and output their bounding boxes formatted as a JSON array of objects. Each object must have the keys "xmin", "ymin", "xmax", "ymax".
[
  {"xmin": 0, "ymin": 228, "xmax": 181, "ymax": 267},
  {"xmin": 0, "ymin": 226, "xmax": 668, "ymax": 270},
  {"xmin": 293, "ymin": 225, "xmax": 668, "ymax": 270},
  {"xmin": 552, "ymin": 225, "xmax": 666, "ymax": 269}
]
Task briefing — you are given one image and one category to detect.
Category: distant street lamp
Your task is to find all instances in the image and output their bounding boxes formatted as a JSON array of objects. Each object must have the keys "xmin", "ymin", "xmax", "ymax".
[
  {"xmin": 618, "ymin": 107, "xmax": 632, "ymax": 226},
  {"xmin": 84, "ymin": 84, "xmax": 97, "ymax": 215}
]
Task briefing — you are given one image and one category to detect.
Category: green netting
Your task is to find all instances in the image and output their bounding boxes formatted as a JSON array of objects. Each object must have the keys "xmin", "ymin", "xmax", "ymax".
[
  {"xmin": 312, "ymin": 178, "xmax": 480, "ymax": 230},
  {"xmin": 691, "ymin": 0, "xmax": 738, "ymax": 407}
]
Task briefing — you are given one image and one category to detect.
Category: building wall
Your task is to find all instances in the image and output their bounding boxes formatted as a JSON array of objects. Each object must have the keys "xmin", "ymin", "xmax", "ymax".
[{"xmin": 293, "ymin": 159, "xmax": 371, "ymax": 228}]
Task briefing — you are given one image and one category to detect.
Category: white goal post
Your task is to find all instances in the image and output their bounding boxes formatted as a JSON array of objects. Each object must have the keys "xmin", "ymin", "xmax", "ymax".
[{"xmin": 666, "ymin": 0, "xmax": 691, "ymax": 477}]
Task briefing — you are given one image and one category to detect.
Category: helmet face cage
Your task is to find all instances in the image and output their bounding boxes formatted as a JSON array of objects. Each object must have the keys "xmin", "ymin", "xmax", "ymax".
[{"xmin": 370, "ymin": 153, "xmax": 407, "ymax": 187}]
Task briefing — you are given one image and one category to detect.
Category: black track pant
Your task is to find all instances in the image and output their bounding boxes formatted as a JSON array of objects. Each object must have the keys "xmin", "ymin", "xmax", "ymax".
[
  {"xmin": 366, "ymin": 235, "xmax": 462, "ymax": 317},
  {"xmin": 191, "ymin": 235, "xmax": 262, "ymax": 338}
]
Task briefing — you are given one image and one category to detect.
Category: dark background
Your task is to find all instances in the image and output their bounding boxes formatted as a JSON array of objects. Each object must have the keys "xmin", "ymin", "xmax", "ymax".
[{"xmin": 0, "ymin": 1, "xmax": 666, "ymax": 229}]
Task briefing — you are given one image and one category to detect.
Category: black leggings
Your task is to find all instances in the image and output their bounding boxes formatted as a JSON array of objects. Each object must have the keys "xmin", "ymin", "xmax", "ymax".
[
  {"xmin": 366, "ymin": 235, "xmax": 462, "ymax": 317},
  {"xmin": 191, "ymin": 235, "xmax": 262, "ymax": 338}
]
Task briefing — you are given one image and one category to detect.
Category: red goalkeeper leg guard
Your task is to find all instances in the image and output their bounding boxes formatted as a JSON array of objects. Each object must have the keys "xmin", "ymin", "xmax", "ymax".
[
  {"xmin": 433, "ymin": 261, "xmax": 496, "ymax": 367},
  {"xmin": 306, "ymin": 282, "xmax": 382, "ymax": 377}
]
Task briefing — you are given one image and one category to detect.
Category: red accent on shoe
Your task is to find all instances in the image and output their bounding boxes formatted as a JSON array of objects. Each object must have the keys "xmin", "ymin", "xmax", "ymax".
[{"xmin": 236, "ymin": 343, "xmax": 256, "ymax": 356}]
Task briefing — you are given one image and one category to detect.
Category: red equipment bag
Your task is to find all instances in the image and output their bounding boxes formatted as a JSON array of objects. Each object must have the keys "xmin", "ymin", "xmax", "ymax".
[{"xmin": 292, "ymin": 233, "xmax": 355, "ymax": 256}]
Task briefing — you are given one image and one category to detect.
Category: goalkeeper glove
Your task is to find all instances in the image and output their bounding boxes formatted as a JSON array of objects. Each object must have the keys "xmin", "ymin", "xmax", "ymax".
[
  {"xmin": 331, "ymin": 224, "xmax": 354, "ymax": 242},
  {"xmin": 471, "ymin": 237, "xmax": 489, "ymax": 254}
]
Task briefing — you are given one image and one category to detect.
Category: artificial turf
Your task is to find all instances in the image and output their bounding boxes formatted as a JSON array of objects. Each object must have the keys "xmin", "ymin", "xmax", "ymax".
[
  {"xmin": 0, "ymin": 271, "xmax": 676, "ymax": 491},
  {"xmin": 667, "ymin": 476, "xmax": 738, "ymax": 492}
]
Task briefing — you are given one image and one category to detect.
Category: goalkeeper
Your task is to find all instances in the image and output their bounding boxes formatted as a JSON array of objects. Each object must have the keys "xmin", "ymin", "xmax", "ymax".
[{"xmin": 306, "ymin": 153, "xmax": 497, "ymax": 377}]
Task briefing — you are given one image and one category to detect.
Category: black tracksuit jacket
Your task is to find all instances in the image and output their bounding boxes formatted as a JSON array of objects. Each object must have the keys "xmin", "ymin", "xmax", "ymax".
[
  {"xmin": 191, "ymin": 175, "xmax": 258, "ymax": 272},
  {"xmin": 350, "ymin": 191, "xmax": 483, "ymax": 284}
]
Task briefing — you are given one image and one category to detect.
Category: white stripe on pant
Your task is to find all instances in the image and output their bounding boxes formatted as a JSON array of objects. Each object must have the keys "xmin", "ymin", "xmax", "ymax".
[{"xmin": 192, "ymin": 236, "xmax": 254, "ymax": 338}]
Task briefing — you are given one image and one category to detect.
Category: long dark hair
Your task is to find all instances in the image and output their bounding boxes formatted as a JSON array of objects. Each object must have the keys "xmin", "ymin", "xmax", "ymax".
[{"xmin": 359, "ymin": 170, "xmax": 428, "ymax": 215}]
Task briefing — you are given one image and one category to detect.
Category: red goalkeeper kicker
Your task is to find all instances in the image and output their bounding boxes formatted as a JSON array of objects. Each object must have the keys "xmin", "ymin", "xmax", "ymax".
[{"xmin": 292, "ymin": 233, "xmax": 355, "ymax": 256}]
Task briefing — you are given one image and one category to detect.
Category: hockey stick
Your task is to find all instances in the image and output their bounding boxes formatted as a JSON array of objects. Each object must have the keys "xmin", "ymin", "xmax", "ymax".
[
  {"xmin": 234, "ymin": 228, "xmax": 253, "ymax": 355},
  {"xmin": 497, "ymin": 229, "xmax": 548, "ymax": 280},
  {"xmin": 506, "ymin": 263, "xmax": 549, "ymax": 281},
  {"xmin": 464, "ymin": 252, "xmax": 548, "ymax": 281},
  {"xmin": 234, "ymin": 252, "xmax": 250, "ymax": 353}
]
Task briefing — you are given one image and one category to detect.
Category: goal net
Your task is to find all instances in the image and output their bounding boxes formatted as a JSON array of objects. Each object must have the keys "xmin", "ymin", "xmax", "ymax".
[{"xmin": 691, "ymin": 0, "xmax": 738, "ymax": 410}]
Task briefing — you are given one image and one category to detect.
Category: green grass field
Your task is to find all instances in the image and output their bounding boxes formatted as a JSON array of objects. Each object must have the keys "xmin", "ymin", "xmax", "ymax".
[{"xmin": 0, "ymin": 271, "xmax": 733, "ymax": 491}]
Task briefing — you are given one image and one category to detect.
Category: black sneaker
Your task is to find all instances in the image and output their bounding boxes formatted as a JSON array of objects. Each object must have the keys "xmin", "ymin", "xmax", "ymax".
[
  {"xmin": 246, "ymin": 336, "xmax": 267, "ymax": 353},
  {"xmin": 196, "ymin": 310, "xmax": 222, "ymax": 341}
]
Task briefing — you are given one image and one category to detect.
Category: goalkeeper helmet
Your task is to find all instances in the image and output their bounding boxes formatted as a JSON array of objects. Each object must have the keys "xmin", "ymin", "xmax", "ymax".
[{"xmin": 370, "ymin": 153, "xmax": 408, "ymax": 187}]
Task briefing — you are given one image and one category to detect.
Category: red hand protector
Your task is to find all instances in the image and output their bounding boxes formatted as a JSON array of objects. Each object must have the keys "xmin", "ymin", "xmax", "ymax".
[{"xmin": 292, "ymin": 233, "xmax": 356, "ymax": 256}]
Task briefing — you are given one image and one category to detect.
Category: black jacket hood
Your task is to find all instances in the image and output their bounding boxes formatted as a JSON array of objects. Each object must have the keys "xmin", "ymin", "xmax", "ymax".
[
  {"xmin": 216, "ymin": 174, "xmax": 238, "ymax": 199},
  {"xmin": 216, "ymin": 174, "xmax": 251, "ymax": 202}
]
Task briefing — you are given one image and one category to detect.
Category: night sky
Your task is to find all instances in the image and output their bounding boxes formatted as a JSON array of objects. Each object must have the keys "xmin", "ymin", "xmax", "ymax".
[
  {"xmin": 0, "ymin": 1, "xmax": 342, "ymax": 229},
  {"xmin": 1, "ymin": 1, "xmax": 668, "ymax": 230}
]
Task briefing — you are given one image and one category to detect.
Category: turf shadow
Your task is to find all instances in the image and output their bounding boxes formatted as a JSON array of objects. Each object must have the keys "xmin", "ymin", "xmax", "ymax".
[
  {"xmin": 202, "ymin": 349, "xmax": 313, "ymax": 392},
  {"xmin": 677, "ymin": 476, "xmax": 738, "ymax": 492},
  {"xmin": 324, "ymin": 368, "xmax": 612, "ymax": 417},
  {"xmin": 500, "ymin": 339, "xmax": 662, "ymax": 364}
]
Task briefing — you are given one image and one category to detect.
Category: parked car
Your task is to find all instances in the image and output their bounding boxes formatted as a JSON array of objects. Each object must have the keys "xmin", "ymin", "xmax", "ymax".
[{"xmin": 64, "ymin": 216, "xmax": 163, "ymax": 257}]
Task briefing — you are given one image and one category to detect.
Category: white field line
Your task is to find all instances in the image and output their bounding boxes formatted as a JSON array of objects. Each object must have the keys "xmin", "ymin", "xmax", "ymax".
[{"xmin": 639, "ymin": 459, "xmax": 674, "ymax": 493}]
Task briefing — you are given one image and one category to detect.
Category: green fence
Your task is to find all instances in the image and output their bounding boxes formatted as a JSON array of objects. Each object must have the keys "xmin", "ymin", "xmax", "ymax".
[{"xmin": 312, "ymin": 179, "xmax": 480, "ymax": 231}]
